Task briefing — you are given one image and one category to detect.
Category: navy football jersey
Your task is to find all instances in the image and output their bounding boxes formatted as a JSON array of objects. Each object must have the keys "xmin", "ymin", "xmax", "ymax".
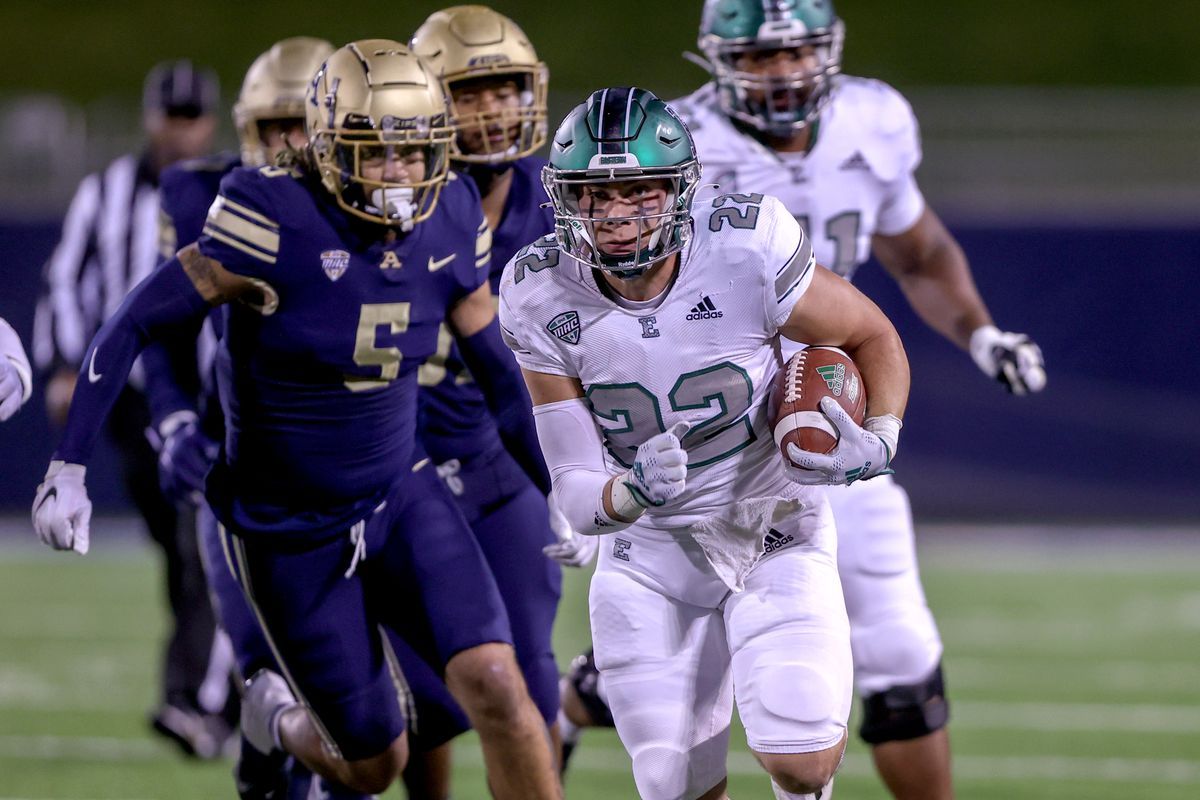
[
  {"xmin": 417, "ymin": 156, "xmax": 554, "ymax": 464},
  {"xmin": 198, "ymin": 164, "xmax": 490, "ymax": 537},
  {"xmin": 142, "ymin": 153, "xmax": 241, "ymax": 434},
  {"xmin": 160, "ymin": 152, "xmax": 242, "ymax": 259}
]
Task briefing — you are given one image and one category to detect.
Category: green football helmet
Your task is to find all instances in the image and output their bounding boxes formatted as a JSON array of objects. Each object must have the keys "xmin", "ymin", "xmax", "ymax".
[
  {"xmin": 543, "ymin": 87, "xmax": 701, "ymax": 279},
  {"xmin": 696, "ymin": 0, "xmax": 844, "ymax": 135}
]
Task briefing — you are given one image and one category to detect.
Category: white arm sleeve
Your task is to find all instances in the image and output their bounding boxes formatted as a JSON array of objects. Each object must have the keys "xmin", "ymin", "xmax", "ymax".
[
  {"xmin": 533, "ymin": 397, "xmax": 632, "ymax": 535},
  {"xmin": 0, "ymin": 317, "xmax": 33, "ymax": 403}
]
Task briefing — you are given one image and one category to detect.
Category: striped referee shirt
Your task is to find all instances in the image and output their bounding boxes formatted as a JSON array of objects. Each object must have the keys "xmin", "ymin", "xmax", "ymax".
[{"xmin": 34, "ymin": 153, "xmax": 162, "ymax": 388}]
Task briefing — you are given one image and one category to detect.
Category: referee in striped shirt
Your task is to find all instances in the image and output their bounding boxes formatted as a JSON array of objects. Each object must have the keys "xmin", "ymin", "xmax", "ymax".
[{"xmin": 33, "ymin": 60, "xmax": 234, "ymax": 759}]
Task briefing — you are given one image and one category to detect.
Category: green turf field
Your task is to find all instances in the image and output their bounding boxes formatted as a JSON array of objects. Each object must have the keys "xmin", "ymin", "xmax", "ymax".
[{"xmin": 1, "ymin": 523, "xmax": 1197, "ymax": 799}]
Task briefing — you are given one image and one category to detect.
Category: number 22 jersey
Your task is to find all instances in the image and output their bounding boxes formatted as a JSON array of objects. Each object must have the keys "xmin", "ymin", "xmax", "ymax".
[{"xmin": 498, "ymin": 193, "xmax": 820, "ymax": 530}]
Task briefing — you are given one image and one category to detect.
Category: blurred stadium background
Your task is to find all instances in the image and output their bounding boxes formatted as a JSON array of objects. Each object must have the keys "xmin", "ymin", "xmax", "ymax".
[{"xmin": 0, "ymin": 1, "xmax": 1196, "ymax": 798}]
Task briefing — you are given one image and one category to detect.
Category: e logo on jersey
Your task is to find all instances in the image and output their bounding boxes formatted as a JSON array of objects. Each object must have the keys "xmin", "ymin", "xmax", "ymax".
[
  {"xmin": 379, "ymin": 251, "xmax": 402, "ymax": 270},
  {"xmin": 547, "ymin": 311, "xmax": 581, "ymax": 345},
  {"xmin": 613, "ymin": 538, "xmax": 632, "ymax": 561},
  {"xmin": 320, "ymin": 249, "xmax": 349, "ymax": 282}
]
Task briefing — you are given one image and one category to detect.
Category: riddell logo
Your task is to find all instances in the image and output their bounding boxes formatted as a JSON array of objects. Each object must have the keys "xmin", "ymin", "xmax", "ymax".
[
  {"xmin": 763, "ymin": 528, "xmax": 795, "ymax": 554},
  {"xmin": 687, "ymin": 295, "xmax": 723, "ymax": 320}
]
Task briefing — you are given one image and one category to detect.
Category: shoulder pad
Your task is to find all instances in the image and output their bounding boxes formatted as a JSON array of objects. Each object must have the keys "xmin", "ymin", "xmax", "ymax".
[
  {"xmin": 692, "ymin": 192, "xmax": 799, "ymax": 266},
  {"xmin": 829, "ymin": 76, "xmax": 921, "ymax": 181},
  {"xmin": 177, "ymin": 152, "xmax": 241, "ymax": 173},
  {"xmin": 253, "ymin": 163, "xmax": 304, "ymax": 180},
  {"xmin": 504, "ymin": 234, "xmax": 562, "ymax": 288},
  {"xmin": 435, "ymin": 172, "xmax": 483, "ymax": 230}
]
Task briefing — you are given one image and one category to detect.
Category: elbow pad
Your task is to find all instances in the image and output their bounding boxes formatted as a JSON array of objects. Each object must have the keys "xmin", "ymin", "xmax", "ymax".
[{"xmin": 533, "ymin": 397, "xmax": 631, "ymax": 535}]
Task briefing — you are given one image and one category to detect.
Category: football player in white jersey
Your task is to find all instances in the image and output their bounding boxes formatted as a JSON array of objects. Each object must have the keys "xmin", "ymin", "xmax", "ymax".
[
  {"xmin": 647, "ymin": 2, "xmax": 1041, "ymax": 798},
  {"xmin": 500, "ymin": 86, "xmax": 910, "ymax": 800}
]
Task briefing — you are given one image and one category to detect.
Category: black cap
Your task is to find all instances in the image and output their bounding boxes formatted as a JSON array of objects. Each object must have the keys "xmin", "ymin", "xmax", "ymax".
[{"xmin": 143, "ymin": 60, "xmax": 220, "ymax": 119}]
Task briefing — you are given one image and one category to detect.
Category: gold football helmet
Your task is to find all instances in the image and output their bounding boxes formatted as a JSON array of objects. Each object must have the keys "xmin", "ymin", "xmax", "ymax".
[
  {"xmin": 233, "ymin": 36, "xmax": 334, "ymax": 167},
  {"xmin": 306, "ymin": 40, "xmax": 455, "ymax": 228},
  {"xmin": 410, "ymin": 5, "xmax": 548, "ymax": 163}
]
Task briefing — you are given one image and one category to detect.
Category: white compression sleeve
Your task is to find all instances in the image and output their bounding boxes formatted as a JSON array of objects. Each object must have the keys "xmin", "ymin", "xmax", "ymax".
[{"xmin": 532, "ymin": 397, "xmax": 635, "ymax": 535}]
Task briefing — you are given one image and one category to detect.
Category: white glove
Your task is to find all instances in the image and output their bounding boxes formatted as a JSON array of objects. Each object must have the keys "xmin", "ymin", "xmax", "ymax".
[
  {"xmin": 32, "ymin": 460, "xmax": 93, "ymax": 554},
  {"xmin": 0, "ymin": 358, "xmax": 23, "ymax": 421},
  {"xmin": 785, "ymin": 397, "xmax": 899, "ymax": 486},
  {"xmin": 542, "ymin": 494, "xmax": 599, "ymax": 568},
  {"xmin": 609, "ymin": 421, "xmax": 691, "ymax": 519},
  {"xmin": 970, "ymin": 324, "xmax": 1046, "ymax": 396}
]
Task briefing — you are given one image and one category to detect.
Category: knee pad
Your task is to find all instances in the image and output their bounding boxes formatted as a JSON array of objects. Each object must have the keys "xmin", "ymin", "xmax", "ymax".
[
  {"xmin": 850, "ymin": 614, "xmax": 942, "ymax": 696},
  {"xmin": 859, "ymin": 663, "xmax": 949, "ymax": 745},
  {"xmin": 566, "ymin": 648, "xmax": 615, "ymax": 728}
]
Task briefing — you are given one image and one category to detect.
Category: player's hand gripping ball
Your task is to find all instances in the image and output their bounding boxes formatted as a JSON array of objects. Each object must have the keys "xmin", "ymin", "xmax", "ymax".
[{"xmin": 772, "ymin": 346, "xmax": 866, "ymax": 457}]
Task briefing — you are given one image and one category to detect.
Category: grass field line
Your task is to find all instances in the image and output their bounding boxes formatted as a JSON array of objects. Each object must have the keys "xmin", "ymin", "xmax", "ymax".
[
  {"xmin": 2, "ymin": 685, "xmax": 1197, "ymax": 735},
  {"xmin": 950, "ymin": 656, "xmax": 1200, "ymax": 691},
  {"xmin": 568, "ymin": 747, "xmax": 1200, "ymax": 785},
  {"xmin": 953, "ymin": 701, "xmax": 1200, "ymax": 733},
  {"xmin": 3, "ymin": 734, "xmax": 1198, "ymax": 787},
  {"xmin": 0, "ymin": 734, "xmax": 162, "ymax": 760}
]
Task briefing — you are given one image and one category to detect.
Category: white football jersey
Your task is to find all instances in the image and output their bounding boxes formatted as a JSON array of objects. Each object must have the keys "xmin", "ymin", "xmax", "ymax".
[
  {"xmin": 499, "ymin": 194, "xmax": 822, "ymax": 529},
  {"xmin": 672, "ymin": 76, "xmax": 926, "ymax": 282}
]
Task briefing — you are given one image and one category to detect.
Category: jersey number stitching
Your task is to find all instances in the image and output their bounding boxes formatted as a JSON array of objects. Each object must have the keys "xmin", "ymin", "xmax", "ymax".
[
  {"xmin": 513, "ymin": 247, "xmax": 560, "ymax": 284},
  {"xmin": 586, "ymin": 362, "xmax": 756, "ymax": 470},
  {"xmin": 346, "ymin": 302, "xmax": 409, "ymax": 392},
  {"xmin": 709, "ymin": 193, "xmax": 764, "ymax": 232},
  {"xmin": 794, "ymin": 211, "xmax": 862, "ymax": 277}
]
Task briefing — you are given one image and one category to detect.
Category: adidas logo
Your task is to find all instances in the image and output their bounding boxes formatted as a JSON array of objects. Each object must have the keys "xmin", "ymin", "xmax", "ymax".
[
  {"xmin": 763, "ymin": 527, "xmax": 795, "ymax": 554},
  {"xmin": 839, "ymin": 150, "xmax": 870, "ymax": 171},
  {"xmin": 686, "ymin": 295, "xmax": 723, "ymax": 320}
]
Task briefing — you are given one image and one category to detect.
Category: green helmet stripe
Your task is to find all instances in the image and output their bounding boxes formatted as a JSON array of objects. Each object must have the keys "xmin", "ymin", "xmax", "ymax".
[{"xmin": 545, "ymin": 86, "xmax": 702, "ymax": 277}]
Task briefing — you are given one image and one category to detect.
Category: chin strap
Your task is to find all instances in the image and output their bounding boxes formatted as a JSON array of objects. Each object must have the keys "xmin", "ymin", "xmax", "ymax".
[{"xmin": 368, "ymin": 187, "xmax": 417, "ymax": 232}]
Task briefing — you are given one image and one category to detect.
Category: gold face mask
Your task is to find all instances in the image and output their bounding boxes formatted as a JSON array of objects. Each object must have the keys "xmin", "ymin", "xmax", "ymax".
[
  {"xmin": 411, "ymin": 6, "xmax": 548, "ymax": 164},
  {"xmin": 305, "ymin": 40, "xmax": 455, "ymax": 228}
]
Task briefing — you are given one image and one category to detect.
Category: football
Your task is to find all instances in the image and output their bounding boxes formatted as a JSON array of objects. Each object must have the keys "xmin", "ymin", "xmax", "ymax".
[{"xmin": 772, "ymin": 346, "xmax": 867, "ymax": 457}]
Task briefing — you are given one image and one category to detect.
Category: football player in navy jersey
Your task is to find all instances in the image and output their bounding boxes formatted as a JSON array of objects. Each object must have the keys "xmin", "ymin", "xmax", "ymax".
[
  {"xmin": 151, "ymin": 35, "xmax": 510, "ymax": 800},
  {"xmin": 146, "ymin": 37, "xmax": 342, "ymax": 799},
  {"xmin": 149, "ymin": 37, "xmax": 474, "ymax": 800},
  {"xmin": 409, "ymin": 4, "xmax": 583, "ymax": 764},
  {"xmin": 32, "ymin": 40, "xmax": 560, "ymax": 799}
]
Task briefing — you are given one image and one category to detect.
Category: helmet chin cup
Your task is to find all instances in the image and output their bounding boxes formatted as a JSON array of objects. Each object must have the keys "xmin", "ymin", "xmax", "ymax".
[{"xmin": 370, "ymin": 187, "xmax": 417, "ymax": 231}]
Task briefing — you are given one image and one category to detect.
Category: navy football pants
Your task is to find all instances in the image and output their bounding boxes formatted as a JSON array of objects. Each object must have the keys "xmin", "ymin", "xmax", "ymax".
[
  {"xmin": 441, "ymin": 444, "xmax": 563, "ymax": 724},
  {"xmin": 216, "ymin": 463, "xmax": 506, "ymax": 760}
]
